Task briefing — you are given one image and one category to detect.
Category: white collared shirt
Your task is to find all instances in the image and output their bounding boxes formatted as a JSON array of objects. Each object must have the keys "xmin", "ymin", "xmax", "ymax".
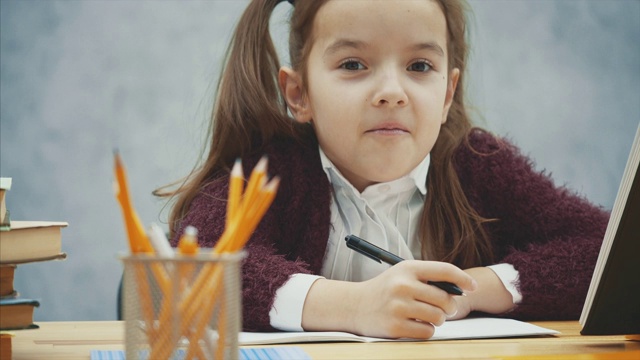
[{"xmin": 269, "ymin": 147, "xmax": 521, "ymax": 331}]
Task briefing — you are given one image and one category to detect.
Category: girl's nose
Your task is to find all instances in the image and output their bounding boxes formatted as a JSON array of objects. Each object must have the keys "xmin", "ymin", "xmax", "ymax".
[{"xmin": 372, "ymin": 69, "xmax": 408, "ymax": 108}]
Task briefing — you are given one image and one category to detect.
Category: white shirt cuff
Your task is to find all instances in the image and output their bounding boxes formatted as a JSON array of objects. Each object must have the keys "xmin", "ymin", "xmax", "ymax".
[
  {"xmin": 269, "ymin": 273, "xmax": 324, "ymax": 331},
  {"xmin": 487, "ymin": 263, "xmax": 522, "ymax": 304}
]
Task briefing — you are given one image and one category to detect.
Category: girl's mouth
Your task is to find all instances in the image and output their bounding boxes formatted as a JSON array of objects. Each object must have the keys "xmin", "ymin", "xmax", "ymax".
[{"xmin": 366, "ymin": 122, "xmax": 409, "ymax": 135}]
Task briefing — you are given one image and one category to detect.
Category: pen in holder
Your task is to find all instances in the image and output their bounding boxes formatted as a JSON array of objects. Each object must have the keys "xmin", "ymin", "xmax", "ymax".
[{"xmin": 121, "ymin": 252, "xmax": 245, "ymax": 360}]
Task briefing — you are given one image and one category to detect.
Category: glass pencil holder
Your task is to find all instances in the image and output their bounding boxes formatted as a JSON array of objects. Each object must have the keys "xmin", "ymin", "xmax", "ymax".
[{"xmin": 121, "ymin": 252, "xmax": 245, "ymax": 360}]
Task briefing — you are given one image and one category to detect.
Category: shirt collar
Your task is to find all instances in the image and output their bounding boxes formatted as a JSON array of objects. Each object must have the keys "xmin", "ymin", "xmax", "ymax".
[{"xmin": 319, "ymin": 147, "xmax": 429, "ymax": 196}]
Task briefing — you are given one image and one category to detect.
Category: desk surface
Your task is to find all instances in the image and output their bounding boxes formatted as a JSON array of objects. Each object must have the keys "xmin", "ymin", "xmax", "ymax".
[{"xmin": 9, "ymin": 321, "xmax": 640, "ymax": 360}]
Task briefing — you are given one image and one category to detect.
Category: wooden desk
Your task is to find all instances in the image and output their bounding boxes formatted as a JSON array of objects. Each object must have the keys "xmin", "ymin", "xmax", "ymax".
[{"xmin": 10, "ymin": 321, "xmax": 640, "ymax": 359}]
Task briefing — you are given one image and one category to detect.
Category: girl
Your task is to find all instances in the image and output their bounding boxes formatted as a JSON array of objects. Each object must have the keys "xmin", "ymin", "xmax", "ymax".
[{"xmin": 161, "ymin": 0, "xmax": 608, "ymax": 339}]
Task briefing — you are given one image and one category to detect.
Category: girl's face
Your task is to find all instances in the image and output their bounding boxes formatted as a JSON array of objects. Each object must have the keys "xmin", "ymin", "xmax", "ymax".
[{"xmin": 286, "ymin": 0, "xmax": 458, "ymax": 192}]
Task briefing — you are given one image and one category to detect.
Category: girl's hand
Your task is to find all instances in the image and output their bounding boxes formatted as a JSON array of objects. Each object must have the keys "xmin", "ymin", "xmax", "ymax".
[
  {"xmin": 447, "ymin": 267, "xmax": 516, "ymax": 320},
  {"xmin": 447, "ymin": 295, "xmax": 473, "ymax": 321},
  {"xmin": 302, "ymin": 260, "xmax": 477, "ymax": 339},
  {"xmin": 350, "ymin": 260, "xmax": 477, "ymax": 338}
]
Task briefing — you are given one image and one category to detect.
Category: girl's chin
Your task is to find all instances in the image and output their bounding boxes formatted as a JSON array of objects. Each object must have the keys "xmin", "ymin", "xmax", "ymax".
[{"xmin": 366, "ymin": 167, "xmax": 415, "ymax": 184}]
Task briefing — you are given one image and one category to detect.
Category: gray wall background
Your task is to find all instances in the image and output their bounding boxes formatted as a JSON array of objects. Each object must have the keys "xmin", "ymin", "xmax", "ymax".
[{"xmin": 1, "ymin": 0, "xmax": 638, "ymax": 321}]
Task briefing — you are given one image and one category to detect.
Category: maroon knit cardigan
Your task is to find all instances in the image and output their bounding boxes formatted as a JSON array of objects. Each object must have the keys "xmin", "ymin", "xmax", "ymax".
[{"xmin": 172, "ymin": 130, "xmax": 609, "ymax": 331}]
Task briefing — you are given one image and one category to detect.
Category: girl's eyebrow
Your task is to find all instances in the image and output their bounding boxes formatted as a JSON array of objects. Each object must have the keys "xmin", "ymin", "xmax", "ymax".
[
  {"xmin": 412, "ymin": 42, "xmax": 445, "ymax": 57},
  {"xmin": 323, "ymin": 39, "xmax": 445, "ymax": 58},
  {"xmin": 323, "ymin": 39, "xmax": 367, "ymax": 58}
]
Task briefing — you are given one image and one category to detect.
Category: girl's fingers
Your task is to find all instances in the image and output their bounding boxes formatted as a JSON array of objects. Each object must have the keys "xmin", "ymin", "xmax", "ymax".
[
  {"xmin": 411, "ymin": 282, "xmax": 458, "ymax": 317},
  {"xmin": 380, "ymin": 315, "xmax": 437, "ymax": 339},
  {"xmin": 405, "ymin": 300, "xmax": 448, "ymax": 327},
  {"xmin": 403, "ymin": 260, "xmax": 478, "ymax": 293},
  {"xmin": 397, "ymin": 319, "xmax": 436, "ymax": 339},
  {"xmin": 354, "ymin": 261, "xmax": 476, "ymax": 339}
]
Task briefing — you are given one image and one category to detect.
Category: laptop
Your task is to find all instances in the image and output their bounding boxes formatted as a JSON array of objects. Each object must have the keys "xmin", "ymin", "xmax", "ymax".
[{"xmin": 579, "ymin": 123, "xmax": 640, "ymax": 335}]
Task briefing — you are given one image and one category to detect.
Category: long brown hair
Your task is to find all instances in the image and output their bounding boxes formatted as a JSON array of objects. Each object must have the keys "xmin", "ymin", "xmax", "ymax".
[
  {"xmin": 422, "ymin": 0, "xmax": 495, "ymax": 267},
  {"xmin": 159, "ymin": 0, "xmax": 494, "ymax": 268}
]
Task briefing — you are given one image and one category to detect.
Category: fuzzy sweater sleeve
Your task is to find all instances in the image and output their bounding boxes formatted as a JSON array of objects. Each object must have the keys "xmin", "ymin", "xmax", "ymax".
[
  {"xmin": 455, "ymin": 130, "xmax": 610, "ymax": 320},
  {"xmin": 171, "ymin": 139, "xmax": 331, "ymax": 331}
]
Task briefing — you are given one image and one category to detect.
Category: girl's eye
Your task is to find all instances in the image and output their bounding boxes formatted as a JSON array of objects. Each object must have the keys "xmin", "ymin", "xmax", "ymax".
[
  {"xmin": 340, "ymin": 60, "xmax": 366, "ymax": 71},
  {"xmin": 407, "ymin": 61, "xmax": 432, "ymax": 73}
]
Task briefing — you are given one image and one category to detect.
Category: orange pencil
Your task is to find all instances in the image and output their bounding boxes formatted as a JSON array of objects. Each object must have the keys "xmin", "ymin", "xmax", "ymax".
[
  {"xmin": 238, "ymin": 156, "xmax": 268, "ymax": 211},
  {"xmin": 222, "ymin": 176, "xmax": 280, "ymax": 253},
  {"xmin": 114, "ymin": 152, "xmax": 175, "ymax": 356},
  {"xmin": 177, "ymin": 225, "xmax": 199, "ymax": 301},
  {"xmin": 113, "ymin": 151, "xmax": 153, "ymax": 254},
  {"xmin": 177, "ymin": 226, "xmax": 199, "ymax": 255},
  {"xmin": 114, "ymin": 152, "xmax": 170, "ymax": 288},
  {"xmin": 149, "ymin": 226, "xmax": 201, "ymax": 359},
  {"xmin": 174, "ymin": 156, "xmax": 279, "ymax": 358},
  {"xmin": 184, "ymin": 266, "xmax": 224, "ymax": 359},
  {"xmin": 213, "ymin": 157, "xmax": 267, "ymax": 254},
  {"xmin": 226, "ymin": 159, "xmax": 244, "ymax": 229}
]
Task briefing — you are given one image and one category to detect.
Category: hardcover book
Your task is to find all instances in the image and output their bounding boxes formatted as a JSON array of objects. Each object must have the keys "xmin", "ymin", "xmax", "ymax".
[
  {"xmin": 580, "ymin": 124, "xmax": 640, "ymax": 335},
  {"xmin": 0, "ymin": 220, "xmax": 68, "ymax": 264},
  {"xmin": 0, "ymin": 221, "xmax": 68, "ymax": 265},
  {"xmin": 0, "ymin": 332, "xmax": 13, "ymax": 360},
  {"xmin": 0, "ymin": 297, "xmax": 40, "ymax": 331},
  {"xmin": 0, "ymin": 177, "xmax": 11, "ymax": 231},
  {"xmin": 0, "ymin": 265, "xmax": 17, "ymax": 298}
]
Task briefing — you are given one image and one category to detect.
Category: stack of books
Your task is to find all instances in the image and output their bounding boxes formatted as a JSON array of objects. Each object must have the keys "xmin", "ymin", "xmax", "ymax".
[{"xmin": 0, "ymin": 177, "xmax": 68, "ymax": 359}]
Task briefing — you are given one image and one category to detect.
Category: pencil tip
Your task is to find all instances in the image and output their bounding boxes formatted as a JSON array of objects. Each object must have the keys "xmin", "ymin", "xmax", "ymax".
[
  {"xmin": 232, "ymin": 158, "xmax": 243, "ymax": 176},
  {"xmin": 184, "ymin": 225, "xmax": 198, "ymax": 237},
  {"xmin": 265, "ymin": 176, "xmax": 280, "ymax": 191},
  {"xmin": 255, "ymin": 155, "xmax": 268, "ymax": 172},
  {"xmin": 114, "ymin": 150, "xmax": 123, "ymax": 166}
]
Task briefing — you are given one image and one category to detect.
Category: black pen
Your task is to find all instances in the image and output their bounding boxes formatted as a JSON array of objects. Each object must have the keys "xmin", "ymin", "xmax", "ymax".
[{"xmin": 345, "ymin": 234, "xmax": 465, "ymax": 296}]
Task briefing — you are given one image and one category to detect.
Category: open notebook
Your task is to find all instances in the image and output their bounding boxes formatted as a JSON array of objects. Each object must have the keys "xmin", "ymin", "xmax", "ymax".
[
  {"xmin": 579, "ymin": 123, "xmax": 640, "ymax": 335},
  {"xmin": 240, "ymin": 317, "xmax": 558, "ymax": 345},
  {"xmin": 91, "ymin": 318, "xmax": 557, "ymax": 359}
]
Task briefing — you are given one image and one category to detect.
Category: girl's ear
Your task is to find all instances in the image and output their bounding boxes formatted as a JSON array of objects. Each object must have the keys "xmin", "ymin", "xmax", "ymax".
[
  {"xmin": 442, "ymin": 68, "xmax": 460, "ymax": 124},
  {"xmin": 279, "ymin": 66, "xmax": 312, "ymax": 123}
]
